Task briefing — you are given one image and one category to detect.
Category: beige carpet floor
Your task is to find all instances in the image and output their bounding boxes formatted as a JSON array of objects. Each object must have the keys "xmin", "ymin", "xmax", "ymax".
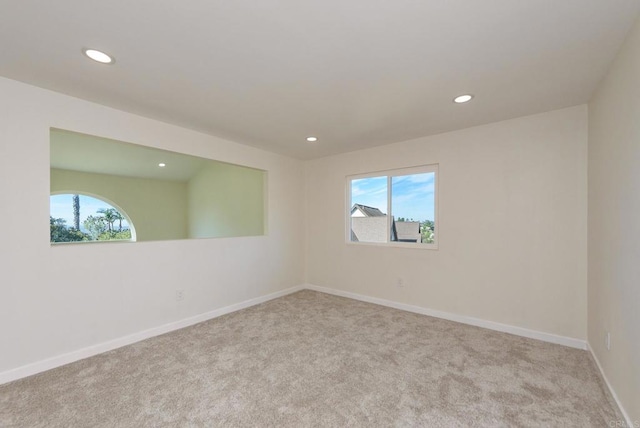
[{"xmin": 0, "ymin": 290, "xmax": 624, "ymax": 427}]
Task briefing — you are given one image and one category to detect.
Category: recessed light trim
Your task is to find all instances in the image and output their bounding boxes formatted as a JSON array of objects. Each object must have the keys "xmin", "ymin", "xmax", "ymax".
[
  {"xmin": 83, "ymin": 48, "xmax": 114, "ymax": 64},
  {"xmin": 306, "ymin": 136, "xmax": 318, "ymax": 142},
  {"xmin": 158, "ymin": 163, "xmax": 166, "ymax": 167},
  {"xmin": 453, "ymin": 94, "xmax": 474, "ymax": 104}
]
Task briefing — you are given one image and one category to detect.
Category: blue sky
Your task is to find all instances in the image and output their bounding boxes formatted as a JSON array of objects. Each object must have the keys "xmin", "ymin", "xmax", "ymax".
[
  {"xmin": 50, "ymin": 194, "xmax": 129, "ymax": 230},
  {"xmin": 351, "ymin": 172, "xmax": 435, "ymax": 221}
]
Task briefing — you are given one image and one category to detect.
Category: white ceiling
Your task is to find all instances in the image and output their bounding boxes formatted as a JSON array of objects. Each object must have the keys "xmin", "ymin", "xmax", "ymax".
[{"xmin": 2, "ymin": 1, "xmax": 639, "ymax": 159}]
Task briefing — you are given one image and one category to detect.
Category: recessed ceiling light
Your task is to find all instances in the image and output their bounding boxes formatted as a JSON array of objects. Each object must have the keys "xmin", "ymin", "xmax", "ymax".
[
  {"xmin": 453, "ymin": 94, "xmax": 474, "ymax": 104},
  {"xmin": 306, "ymin": 136, "xmax": 318, "ymax": 142},
  {"xmin": 158, "ymin": 163, "xmax": 166, "ymax": 167},
  {"xmin": 83, "ymin": 48, "xmax": 114, "ymax": 64}
]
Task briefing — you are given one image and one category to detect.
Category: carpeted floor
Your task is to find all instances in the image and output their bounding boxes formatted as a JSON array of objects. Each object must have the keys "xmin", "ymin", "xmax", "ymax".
[{"xmin": 0, "ymin": 290, "xmax": 624, "ymax": 427}]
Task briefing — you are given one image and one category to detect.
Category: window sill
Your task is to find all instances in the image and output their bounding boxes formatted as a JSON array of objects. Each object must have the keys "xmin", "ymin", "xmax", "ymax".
[
  {"xmin": 51, "ymin": 239, "xmax": 135, "ymax": 246},
  {"xmin": 345, "ymin": 241, "xmax": 438, "ymax": 250}
]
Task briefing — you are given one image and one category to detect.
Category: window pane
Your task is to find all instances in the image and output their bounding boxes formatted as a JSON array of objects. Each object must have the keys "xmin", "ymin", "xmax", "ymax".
[
  {"xmin": 350, "ymin": 176, "xmax": 388, "ymax": 243},
  {"xmin": 50, "ymin": 194, "xmax": 133, "ymax": 243},
  {"xmin": 391, "ymin": 173, "xmax": 435, "ymax": 244}
]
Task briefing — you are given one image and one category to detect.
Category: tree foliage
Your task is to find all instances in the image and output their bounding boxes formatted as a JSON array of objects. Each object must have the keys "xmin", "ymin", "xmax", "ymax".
[
  {"xmin": 112, "ymin": 210, "xmax": 124, "ymax": 231},
  {"xmin": 96, "ymin": 208, "xmax": 118, "ymax": 232},
  {"xmin": 420, "ymin": 219, "xmax": 435, "ymax": 244},
  {"xmin": 51, "ymin": 206, "xmax": 131, "ymax": 243},
  {"xmin": 50, "ymin": 217, "xmax": 88, "ymax": 242},
  {"xmin": 98, "ymin": 230, "xmax": 132, "ymax": 241},
  {"xmin": 83, "ymin": 215, "xmax": 107, "ymax": 240}
]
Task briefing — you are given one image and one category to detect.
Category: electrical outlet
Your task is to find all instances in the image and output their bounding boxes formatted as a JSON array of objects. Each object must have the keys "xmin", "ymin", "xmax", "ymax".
[
  {"xmin": 605, "ymin": 332, "xmax": 611, "ymax": 351},
  {"xmin": 396, "ymin": 278, "xmax": 404, "ymax": 288},
  {"xmin": 176, "ymin": 290, "xmax": 185, "ymax": 301}
]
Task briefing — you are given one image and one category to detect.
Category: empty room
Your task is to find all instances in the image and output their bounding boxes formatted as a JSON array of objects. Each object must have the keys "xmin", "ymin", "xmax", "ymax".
[{"xmin": 0, "ymin": 1, "xmax": 638, "ymax": 427}]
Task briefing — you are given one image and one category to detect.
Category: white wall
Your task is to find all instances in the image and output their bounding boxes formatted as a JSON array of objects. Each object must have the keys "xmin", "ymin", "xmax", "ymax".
[
  {"xmin": 306, "ymin": 106, "xmax": 588, "ymax": 341},
  {"xmin": 0, "ymin": 77, "xmax": 305, "ymax": 375},
  {"xmin": 588, "ymin": 15, "xmax": 640, "ymax": 423}
]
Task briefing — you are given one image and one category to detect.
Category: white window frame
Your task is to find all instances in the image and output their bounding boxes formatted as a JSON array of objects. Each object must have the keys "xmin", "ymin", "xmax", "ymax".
[{"xmin": 345, "ymin": 164, "xmax": 438, "ymax": 250}]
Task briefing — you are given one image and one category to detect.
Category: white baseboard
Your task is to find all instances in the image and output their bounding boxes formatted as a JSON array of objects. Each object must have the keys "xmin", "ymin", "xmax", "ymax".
[
  {"xmin": 0, "ymin": 285, "xmax": 304, "ymax": 385},
  {"xmin": 588, "ymin": 344, "xmax": 634, "ymax": 428},
  {"xmin": 304, "ymin": 284, "xmax": 588, "ymax": 350},
  {"xmin": 4, "ymin": 282, "xmax": 629, "ymax": 423},
  {"xmin": 0, "ymin": 283, "xmax": 591, "ymax": 386}
]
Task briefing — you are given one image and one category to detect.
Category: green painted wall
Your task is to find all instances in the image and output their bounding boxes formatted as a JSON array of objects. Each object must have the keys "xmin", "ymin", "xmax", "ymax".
[
  {"xmin": 188, "ymin": 162, "xmax": 265, "ymax": 238},
  {"xmin": 51, "ymin": 168, "xmax": 188, "ymax": 241}
]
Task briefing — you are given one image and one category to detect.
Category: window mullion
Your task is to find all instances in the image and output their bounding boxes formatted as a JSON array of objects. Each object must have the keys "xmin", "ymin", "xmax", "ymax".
[{"xmin": 387, "ymin": 175, "xmax": 392, "ymax": 243}]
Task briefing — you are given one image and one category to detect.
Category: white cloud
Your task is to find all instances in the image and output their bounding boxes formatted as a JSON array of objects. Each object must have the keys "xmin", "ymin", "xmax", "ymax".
[{"xmin": 407, "ymin": 173, "xmax": 434, "ymax": 184}]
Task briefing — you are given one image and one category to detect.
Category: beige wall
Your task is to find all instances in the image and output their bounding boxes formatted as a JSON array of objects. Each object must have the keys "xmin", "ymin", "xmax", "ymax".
[
  {"xmin": 188, "ymin": 163, "xmax": 265, "ymax": 239},
  {"xmin": 0, "ymin": 76, "xmax": 305, "ymax": 375},
  {"xmin": 306, "ymin": 106, "xmax": 588, "ymax": 340},
  {"xmin": 588, "ymin": 16, "xmax": 640, "ymax": 423},
  {"xmin": 51, "ymin": 168, "xmax": 188, "ymax": 241}
]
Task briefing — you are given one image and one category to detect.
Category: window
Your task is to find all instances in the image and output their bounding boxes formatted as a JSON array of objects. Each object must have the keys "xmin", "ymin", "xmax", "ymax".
[
  {"xmin": 50, "ymin": 194, "xmax": 135, "ymax": 243},
  {"xmin": 347, "ymin": 165, "xmax": 437, "ymax": 248},
  {"xmin": 51, "ymin": 128, "xmax": 266, "ymax": 242}
]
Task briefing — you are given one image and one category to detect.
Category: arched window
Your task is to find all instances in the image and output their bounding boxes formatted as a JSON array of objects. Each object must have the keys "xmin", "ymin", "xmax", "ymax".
[{"xmin": 50, "ymin": 193, "xmax": 136, "ymax": 243}]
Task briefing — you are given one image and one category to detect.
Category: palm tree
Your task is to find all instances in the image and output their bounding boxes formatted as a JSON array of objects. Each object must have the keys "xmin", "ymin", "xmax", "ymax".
[
  {"xmin": 72, "ymin": 195, "xmax": 80, "ymax": 230},
  {"xmin": 113, "ymin": 210, "xmax": 124, "ymax": 231},
  {"xmin": 97, "ymin": 208, "xmax": 117, "ymax": 233}
]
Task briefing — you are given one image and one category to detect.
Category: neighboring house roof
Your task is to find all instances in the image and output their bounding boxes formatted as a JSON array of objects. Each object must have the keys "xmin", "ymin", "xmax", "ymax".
[
  {"xmin": 351, "ymin": 204, "xmax": 385, "ymax": 217},
  {"xmin": 350, "ymin": 204, "xmax": 420, "ymax": 243},
  {"xmin": 351, "ymin": 217, "xmax": 388, "ymax": 243}
]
